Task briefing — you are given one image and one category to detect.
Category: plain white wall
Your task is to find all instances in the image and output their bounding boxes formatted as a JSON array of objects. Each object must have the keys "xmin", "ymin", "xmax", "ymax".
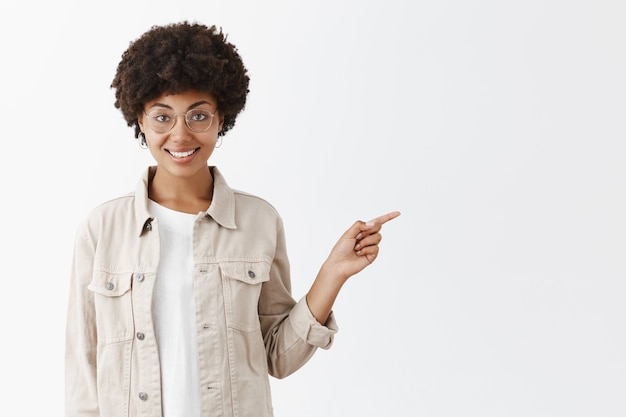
[{"xmin": 1, "ymin": 1, "xmax": 624, "ymax": 415}]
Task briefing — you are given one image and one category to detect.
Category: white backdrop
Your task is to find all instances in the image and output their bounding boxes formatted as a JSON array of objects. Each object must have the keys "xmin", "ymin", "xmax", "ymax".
[{"xmin": 1, "ymin": 1, "xmax": 624, "ymax": 416}]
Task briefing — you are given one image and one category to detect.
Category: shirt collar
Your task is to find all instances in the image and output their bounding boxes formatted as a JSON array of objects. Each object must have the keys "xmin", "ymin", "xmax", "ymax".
[
  {"xmin": 134, "ymin": 165, "xmax": 237, "ymax": 236},
  {"xmin": 206, "ymin": 166, "xmax": 237, "ymax": 229}
]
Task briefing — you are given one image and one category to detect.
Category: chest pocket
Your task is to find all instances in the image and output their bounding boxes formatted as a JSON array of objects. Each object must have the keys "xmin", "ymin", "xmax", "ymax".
[
  {"xmin": 219, "ymin": 261, "xmax": 271, "ymax": 333},
  {"xmin": 88, "ymin": 271, "xmax": 134, "ymax": 344}
]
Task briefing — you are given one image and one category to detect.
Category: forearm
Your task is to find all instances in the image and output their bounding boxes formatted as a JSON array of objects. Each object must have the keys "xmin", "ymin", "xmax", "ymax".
[{"xmin": 305, "ymin": 262, "xmax": 348, "ymax": 324}]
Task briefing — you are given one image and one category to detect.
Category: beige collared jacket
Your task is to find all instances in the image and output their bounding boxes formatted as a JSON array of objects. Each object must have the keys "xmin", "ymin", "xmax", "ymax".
[{"xmin": 65, "ymin": 166, "xmax": 338, "ymax": 417}]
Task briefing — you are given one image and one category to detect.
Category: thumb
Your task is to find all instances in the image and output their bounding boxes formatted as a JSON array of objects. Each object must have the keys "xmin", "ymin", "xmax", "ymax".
[{"xmin": 339, "ymin": 220, "xmax": 366, "ymax": 240}]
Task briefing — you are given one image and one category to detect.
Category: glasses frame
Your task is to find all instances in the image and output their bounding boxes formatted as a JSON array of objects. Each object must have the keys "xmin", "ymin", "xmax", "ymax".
[{"xmin": 143, "ymin": 108, "xmax": 218, "ymax": 133}]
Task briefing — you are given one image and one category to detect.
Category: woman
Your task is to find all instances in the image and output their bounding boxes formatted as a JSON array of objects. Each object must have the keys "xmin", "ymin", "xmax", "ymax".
[{"xmin": 65, "ymin": 21, "xmax": 399, "ymax": 417}]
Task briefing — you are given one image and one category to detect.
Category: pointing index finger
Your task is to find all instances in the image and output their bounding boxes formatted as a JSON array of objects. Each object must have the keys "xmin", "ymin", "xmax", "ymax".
[{"xmin": 366, "ymin": 211, "xmax": 401, "ymax": 226}]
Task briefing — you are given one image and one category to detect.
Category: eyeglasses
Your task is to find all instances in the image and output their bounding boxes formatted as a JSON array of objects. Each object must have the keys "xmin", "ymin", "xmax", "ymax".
[{"xmin": 143, "ymin": 108, "xmax": 217, "ymax": 133}]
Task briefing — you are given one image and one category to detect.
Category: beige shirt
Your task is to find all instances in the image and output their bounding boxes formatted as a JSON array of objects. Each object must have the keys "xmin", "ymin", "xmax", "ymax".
[{"xmin": 65, "ymin": 166, "xmax": 338, "ymax": 417}]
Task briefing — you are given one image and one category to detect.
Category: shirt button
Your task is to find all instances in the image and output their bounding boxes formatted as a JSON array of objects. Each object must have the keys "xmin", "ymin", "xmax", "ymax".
[
  {"xmin": 134, "ymin": 273, "xmax": 144, "ymax": 282},
  {"xmin": 138, "ymin": 392, "xmax": 148, "ymax": 401},
  {"xmin": 136, "ymin": 332, "xmax": 145, "ymax": 340},
  {"xmin": 247, "ymin": 270, "xmax": 256, "ymax": 279},
  {"xmin": 105, "ymin": 282, "xmax": 115, "ymax": 291}
]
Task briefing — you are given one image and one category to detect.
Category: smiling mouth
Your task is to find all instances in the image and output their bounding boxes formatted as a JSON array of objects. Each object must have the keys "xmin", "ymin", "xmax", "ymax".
[{"xmin": 167, "ymin": 148, "xmax": 199, "ymax": 158}]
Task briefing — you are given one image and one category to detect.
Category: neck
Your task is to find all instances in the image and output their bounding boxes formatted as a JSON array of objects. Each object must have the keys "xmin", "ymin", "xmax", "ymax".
[{"xmin": 148, "ymin": 166, "xmax": 214, "ymax": 214}]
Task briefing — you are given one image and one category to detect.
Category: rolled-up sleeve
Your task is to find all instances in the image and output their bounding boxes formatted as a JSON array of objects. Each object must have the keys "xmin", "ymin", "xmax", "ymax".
[
  {"xmin": 288, "ymin": 296, "xmax": 338, "ymax": 349},
  {"xmin": 259, "ymin": 220, "xmax": 339, "ymax": 379}
]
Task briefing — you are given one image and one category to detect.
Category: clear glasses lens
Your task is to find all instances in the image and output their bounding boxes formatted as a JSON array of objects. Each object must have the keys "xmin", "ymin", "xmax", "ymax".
[{"xmin": 146, "ymin": 109, "xmax": 214, "ymax": 133}]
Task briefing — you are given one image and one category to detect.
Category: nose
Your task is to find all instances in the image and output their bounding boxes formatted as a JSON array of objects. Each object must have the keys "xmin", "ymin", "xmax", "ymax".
[{"xmin": 170, "ymin": 114, "xmax": 193, "ymax": 141}]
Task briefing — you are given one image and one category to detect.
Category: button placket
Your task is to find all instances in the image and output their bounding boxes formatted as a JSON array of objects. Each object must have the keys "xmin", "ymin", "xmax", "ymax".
[{"xmin": 133, "ymin": 271, "xmax": 148, "ymax": 403}]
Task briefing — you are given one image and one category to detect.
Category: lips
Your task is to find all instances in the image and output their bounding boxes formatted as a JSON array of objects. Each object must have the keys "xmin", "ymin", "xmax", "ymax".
[{"xmin": 167, "ymin": 148, "xmax": 199, "ymax": 158}]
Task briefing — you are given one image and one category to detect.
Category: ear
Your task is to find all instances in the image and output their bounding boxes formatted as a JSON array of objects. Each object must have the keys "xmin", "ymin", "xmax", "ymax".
[
  {"xmin": 137, "ymin": 115, "xmax": 145, "ymax": 133},
  {"xmin": 218, "ymin": 113, "xmax": 225, "ymax": 132}
]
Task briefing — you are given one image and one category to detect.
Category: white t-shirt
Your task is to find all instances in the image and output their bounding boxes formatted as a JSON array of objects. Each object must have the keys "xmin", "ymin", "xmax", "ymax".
[{"xmin": 148, "ymin": 200, "xmax": 201, "ymax": 417}]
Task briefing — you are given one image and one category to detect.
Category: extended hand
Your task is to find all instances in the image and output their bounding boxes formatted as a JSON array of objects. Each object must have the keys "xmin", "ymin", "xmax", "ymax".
[
  {"xmin": 325, "ymin": 211, "xmax": 401, "ymax": 281},
  {"xmin": 306, "ymin": 211, "xmax": 401, "ymax": 324}
]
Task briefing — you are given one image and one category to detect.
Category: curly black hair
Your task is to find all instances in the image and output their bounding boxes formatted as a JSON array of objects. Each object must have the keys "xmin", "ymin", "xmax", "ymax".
[{"xmin": 111, "ymin": 21, "xmax": 250, "ymax": 140}]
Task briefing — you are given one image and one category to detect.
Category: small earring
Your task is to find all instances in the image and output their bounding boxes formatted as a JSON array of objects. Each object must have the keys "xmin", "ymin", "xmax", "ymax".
[
  {"xmin": 215, "ymin": 136, "xmax": 223, "ymax": 148},
  {"xmin": 139, "ymin": 135, "xmax": 148, "ymax": 149}
]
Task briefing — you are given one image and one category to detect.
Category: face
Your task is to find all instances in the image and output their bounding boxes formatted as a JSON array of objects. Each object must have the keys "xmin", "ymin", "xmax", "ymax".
[{"xmin": 138, "ymin": 90, "xmax": 224, "ymax": 181}]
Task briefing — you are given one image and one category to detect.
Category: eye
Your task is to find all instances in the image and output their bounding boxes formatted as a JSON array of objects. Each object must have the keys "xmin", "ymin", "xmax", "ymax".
[
  {"xmin": 153, "ymin": 113, "xmax": 172, "ymax": 123},
  {"xmin": 189, "ymin": 110, "xmax": 209, "ymax": 121}
]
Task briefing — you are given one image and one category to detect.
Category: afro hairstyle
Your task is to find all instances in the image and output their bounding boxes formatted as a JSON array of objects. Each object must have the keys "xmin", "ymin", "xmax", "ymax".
[{"xmin": 111, "ymin": 21, "xmax": 250, "ymax": 140}]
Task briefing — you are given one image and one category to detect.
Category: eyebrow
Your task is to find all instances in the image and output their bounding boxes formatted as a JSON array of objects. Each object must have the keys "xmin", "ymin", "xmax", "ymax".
[{"xmin": 148, "ymin": 100, "xmax": 215, "ymax": 111}]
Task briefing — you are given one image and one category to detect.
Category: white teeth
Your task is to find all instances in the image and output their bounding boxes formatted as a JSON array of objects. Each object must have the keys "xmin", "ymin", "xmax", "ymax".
[{"xmin": 169, "ymin": 149, "xmax": 196, "ymax": 158}]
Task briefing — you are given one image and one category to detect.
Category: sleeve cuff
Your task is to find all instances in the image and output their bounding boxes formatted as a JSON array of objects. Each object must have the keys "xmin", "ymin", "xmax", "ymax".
[{"xmin": 289, "ymin": 296, "xmax": 339, "ymax": 350}]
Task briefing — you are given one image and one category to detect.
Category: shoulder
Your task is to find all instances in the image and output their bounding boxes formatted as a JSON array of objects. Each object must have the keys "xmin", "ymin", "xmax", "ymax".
[
  {"xmin": 76, "ymin": 192, "xmax": 137, "ymax": 239},
  {"xmin": 233, "ymin": 189, "xmax": 282, "ymax": 219},
  {"xmin": 233, "ymin": 189, "xmax": 278, "ymax": 212},
  {"xmin": 86, "ymin": 192, "xmax": 135, "ymax": 219},
  {"xmin": 79, "ymin": 168, "xmax": 151, "ymax": 232},
  {"xmin": 212, "ymin": 166, "xmax": 283, "ymax": 223}
]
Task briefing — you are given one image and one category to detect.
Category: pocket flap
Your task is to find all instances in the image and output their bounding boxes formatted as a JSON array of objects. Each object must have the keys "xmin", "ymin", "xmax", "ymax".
[
  {"xmin": 88, "ymin": 271, "xmax": 133, "ymax": 297},
  {"xmin": 219, "ymin": 261, "xmax": 271, "ymax": 285}
]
